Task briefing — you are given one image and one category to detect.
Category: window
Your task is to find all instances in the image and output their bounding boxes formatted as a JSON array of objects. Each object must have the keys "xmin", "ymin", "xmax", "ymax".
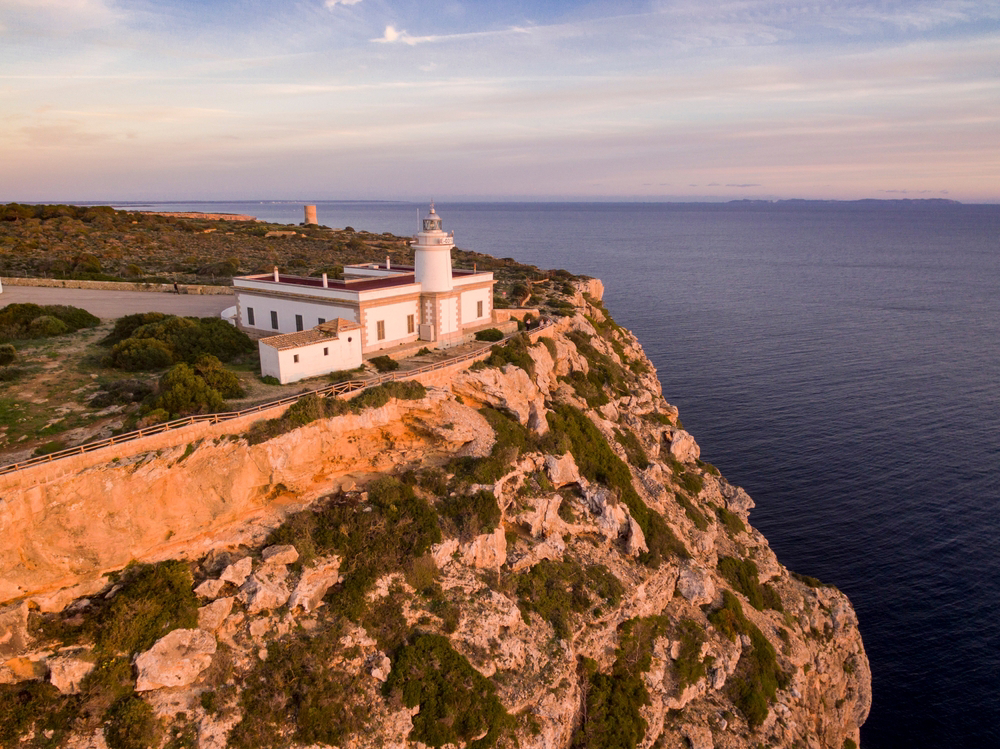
[
  {"xmin": 270, "ymin": 311, "xmax": 278, "ymax": 330},
  {"xmin": 295, "ymin": 314, "xmax": 303, "ymax": 332},
  {"xmin": 407, "ymin": 314, "xmax": 414, "ymax": 334},
  {"xmin": 377, "ymin": 320, "xmax": 386, "ymax": 340},
  {"xmin": 318, "ymin": 317, "xmax": 326, "ymax": 325},
  {"xmin": 477, "ymin": 300, "xmax": 483, "ymax": 318},
  {"xmin": 293, "ymin": 354, "xmax": 299, "ymax": 363},
  {"xmin": 247, "ymin": 307, "xmax": 255, "ymax": 326},
  {"xmin": 323, "ymin": 347, "xmax": 329, "ymax": 356}
]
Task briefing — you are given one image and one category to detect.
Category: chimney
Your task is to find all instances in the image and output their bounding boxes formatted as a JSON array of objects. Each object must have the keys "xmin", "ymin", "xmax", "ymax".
[
  {"xmin": 322, "ymin": 272, "xmax": 328, "ymax": 288},
  {"xmin": 386, "ymin": 255, "xmax": 391, "ymax": 270},
  {"xmin": 273, "ymin": 266, "xmax": 279, "ymax": 282}
]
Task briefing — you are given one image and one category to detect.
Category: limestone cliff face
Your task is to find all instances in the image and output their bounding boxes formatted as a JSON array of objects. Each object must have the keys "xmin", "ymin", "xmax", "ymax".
[{"xmin": 0, "ymin": 284, "xmax": 871, "ymax": 749}]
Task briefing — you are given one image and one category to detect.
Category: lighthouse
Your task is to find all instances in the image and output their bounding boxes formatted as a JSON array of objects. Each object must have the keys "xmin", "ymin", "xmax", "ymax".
[{"xmin": 412, "ymin": 203, "xmax": 454, "ymax": 293}]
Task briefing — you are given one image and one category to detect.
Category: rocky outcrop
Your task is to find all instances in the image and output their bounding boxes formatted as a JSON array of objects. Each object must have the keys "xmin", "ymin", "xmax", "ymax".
[{"xmin": 1, "ymin": 287, "xmax": 870, "ymax": 749}]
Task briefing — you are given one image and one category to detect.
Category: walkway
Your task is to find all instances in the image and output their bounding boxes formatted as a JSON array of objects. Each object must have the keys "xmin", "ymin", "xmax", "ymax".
[{"xmin": 0, "ymin": 286, "xmax": 233, "ymax": 319}]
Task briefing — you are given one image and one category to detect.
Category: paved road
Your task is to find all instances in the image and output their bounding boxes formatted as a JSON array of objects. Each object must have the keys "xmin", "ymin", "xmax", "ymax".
[{"xmin": 0, "ymin": 286, "xmax": 234, "ymax": 319}]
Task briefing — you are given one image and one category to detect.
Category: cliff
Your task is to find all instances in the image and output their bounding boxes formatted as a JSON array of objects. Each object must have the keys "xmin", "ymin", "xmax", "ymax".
[{"xmin": 0, "ymin": 284, "xmax": 871, "ymax": 749}]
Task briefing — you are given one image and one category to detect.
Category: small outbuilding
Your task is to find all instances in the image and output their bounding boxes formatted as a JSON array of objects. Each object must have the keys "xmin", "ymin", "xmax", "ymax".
[{"xmin": 258, "ymin": 318, "xmax": 362, "ymax": 384}]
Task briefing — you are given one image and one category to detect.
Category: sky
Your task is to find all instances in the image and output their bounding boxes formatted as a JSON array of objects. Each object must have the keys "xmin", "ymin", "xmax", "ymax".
[{"xmin": 1, "ymin": 0, "xmax": 999, "ymax": 202}]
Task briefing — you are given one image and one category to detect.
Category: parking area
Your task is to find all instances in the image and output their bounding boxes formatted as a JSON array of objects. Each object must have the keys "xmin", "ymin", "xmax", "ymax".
[{"xmin": 0, "ymin": 285, "xmax": 234, "ymax": 319}]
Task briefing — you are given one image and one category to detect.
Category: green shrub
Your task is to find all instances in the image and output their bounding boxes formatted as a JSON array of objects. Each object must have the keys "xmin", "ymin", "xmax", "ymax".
[
  {"xmin": 0, "ymin": 365, "xmax": 26, "ymax": 383},
  {"xmin": 439, "ymin": 490, "xmax": 501, "ymax": 541},
  {"xmin": 447, "ymin": 407, "xmax": 536, "ymax": 484},
  {"xmin": 673, "ymin": 619, "xmax": 707, "ymax": 689},
  {"xmin": 707, "ymin": 591, "xmax": 788, "ymax": 728},
  {"xmin": 245, "ymin": 393, "xmax": 348, "ymax": 444},
  {"xmin": 716, "ymin": 505, "xmax": 746, "ymax": 535},
  {"xmin": 515, "ymin": 560, "xmax": 622, "ymax": 640},
  {"xmin": 471, "ymin": 333, "xmax": 535, "ymax": 376},
  {"xmin": 102, "ymin": 312, "xmax": 170, "ymax": 346},
  {"xmin": 109, "ymin": 338, "xmax": 175, "ymax": 371},
  {"xmin": 717, "ymin": 556, "xmax": 783, "ymax": 612},
  {"xmin": 614, "ymin": 428, "xmax": 649, "ymax": 469},
  {"xmin": 152, "ymin": 363, "xmax": 227, "ymax": 417},
  {"xmin": 674, "ymin": 491, "xmax": 709, "ymax": 531},
  {"xmin": 328, "ymin": 365, "xmax": 365, "ymax": 383},
  {"xmin": 0, "ymin": 302, "xmax": 99, "ymax": 341},
  {"xmin": 90, "ymin": 379, "xmax": 155, "ymax": 408},
  {"xmin": 0, "ymin": 682, "xmax": 65, "ymax": 745},
  {"xmin": 545, "ymin": 404, "xmax": 688, "ymax": 566},
  {"xmin": 104, "ymin": 695, "xmax": 157, "ymax": 749},
  {"xmin": 229, "ymin": 627, "xmax": 370, "ymax": 749},
  {"xmin": 474, "ymin": 328, "xmax": 504, "ymax": 342},
  {"xmin": 192, "ymin": 354, "xmax": 245, "ymax": 398},
  {"xmin": 386, "ymin": 633, "xmax": 511, "ymax": 748},
  {"xmin": 265, "ymin": 478, "xmax": 440, "ymax": 620},
  {"xmin": 572, "ymin": 658, "xmax": 648, "ymax": 749},
  {"xmin": 107, "ymin": 314, "xmax": 254, "ymax": 369},
  {"xmin": 0, "ymin": 343, "xmax": 17, "ymax": 366},
  {"xmin": 94, "ymin": 561, "xmax": 199, "ymax": 657},
  {"xmin": 349, "ymin": 380, "xmax": 425, "ymax": 412},
  {"xmin": 369, "ymin": 354, "xmax": 399, "ymax": 372},
  {"xmin": 260, "ymin": 374, "xmax": 280, "ymax": 385}
]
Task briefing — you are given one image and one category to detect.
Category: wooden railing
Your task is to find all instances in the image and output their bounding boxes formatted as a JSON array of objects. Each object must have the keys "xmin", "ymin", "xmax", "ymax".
[{"xmin": 0, "ymin": 321, "xmax": 552, "ymax": 477}]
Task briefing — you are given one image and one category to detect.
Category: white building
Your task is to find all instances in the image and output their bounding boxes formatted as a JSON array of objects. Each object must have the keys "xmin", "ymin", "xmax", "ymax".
[{"xmin": 235, "ymin": 205, "xmax": 499, "ymax": 383}]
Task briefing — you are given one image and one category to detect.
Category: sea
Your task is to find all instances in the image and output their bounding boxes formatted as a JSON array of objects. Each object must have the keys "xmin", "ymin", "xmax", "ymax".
[{"xmin": 114, "ymin": 199, "xmax": 1000, "ymax": 748}]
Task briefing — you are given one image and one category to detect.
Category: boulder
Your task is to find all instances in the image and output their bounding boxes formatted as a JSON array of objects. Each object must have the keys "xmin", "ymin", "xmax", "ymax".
[
  {"xmin": 261, "ymin": 544, "xmax": 299, "ymax": 566},
  {"xmin": 240, "ymin": 564, "xmax": 291, "ymax": 614},
  {"xmin": 197, "ymin": 597, "xmax": 235, "ymax": 633},
  {"xmin": 134, "ymin": 629, "xmax": 216, "ymax": 691},
  {"xmin": 545, "ymin": 453, "xmax": 581, "ymax": 488},
  {"xmin": 289, "ymin": 556, "xmax": 343, "ymax": 613},
  {"xmin": 194, "ymin": 579, "xmax": 227, "ymax": 600},
  {"xmin": 722, "ymin": 483, "xmax": 755, "ymax": 515},
  {"xmin": 219, "ymin": 557, "xmax": 252, "ymax": 587},
  {"xmin": 676, "ymin": 563, "xmax": 716, "ymax": 607},
  {"xmin": 669, "ymin": 430, "xmax": 701, "ymax": 464},
  {"xmin": 47, "ymin": 654, "xmax": 95, "ymax": 694},
  {"xmin": 625, "ymin": 516, "xmax": 648, "ymax": 556},
  {"xmin": 518, "ymin": 495, "xmax": 570, "ymax": 540}
]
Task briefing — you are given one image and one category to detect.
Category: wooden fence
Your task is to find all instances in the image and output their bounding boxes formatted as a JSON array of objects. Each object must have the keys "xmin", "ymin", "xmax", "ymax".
[{"xmin": 0, "ymin": 321, "xmax": 553, "ymax": 476}]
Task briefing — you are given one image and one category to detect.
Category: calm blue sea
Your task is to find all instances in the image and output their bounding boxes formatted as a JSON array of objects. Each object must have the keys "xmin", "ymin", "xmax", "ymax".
[{"xmin": 121, "ymin": 199, "xmax": 1000, "ymax": 748}]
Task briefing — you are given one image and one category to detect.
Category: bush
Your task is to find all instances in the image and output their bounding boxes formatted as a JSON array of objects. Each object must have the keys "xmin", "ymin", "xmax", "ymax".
[
  {"xmin": 94, "ymin": 561, "xmax": 199, "ymax": 657},
  {"xmin": 717, "ymin": 556, "xmax": 783, "ymax": 612},
  {"xmin": 229, "ymin": 628, "xmax": 370, "ymax": 749},
  {"xmin": 439, "ymin": 490, "xmax": 501, "ymax": 541},
  {"xmin": 370, "ymin": 355, "xmax": 399, "ymax": 372},
  {"xmin": 90, "ymin": 379, "xmax": 155, "ymax": 408},
  {"xmin": 245, "ymin": 393, "xmax": 349, "ymax": 444},
  {"xmin": 474, "ymin": 328, "xmax": 504, "ymax": 342},
  {"xmin": 386, "ymin": 633, "xmax": 511, "ymax": 748},
  {"xmin": 151, "ymin": 363, "xmax": 227, "ymax": 417},
  {"xmin": 716, "ymin": 506, "xmax": 746, "ymax": 535},
  {"xmin": 108, "ymin": 337, "xmax": 174, "ymax": 371},
  {"xmin": 515, "ymin": 560, "xmax": 622, "ymax": 640},
  {"xmin": 0, "ymin": 365, "xmax": 26, "ymax": 383},
  {"xmin": 102, "ymin": 312, "xmax": 169, "ymax": 346},
  {"xmin": 192, "ymin": 354, "xmax": 245, "ymax": 398},
  {"xmin": 349, "ymin": 380, "xmax": 425, "ymax": 412},
  {"xmin": 103, "ymin": 695, "xmax": 157, "ymax": 749},
  {"xmin": 0, "ymin": 303, "xmax": 98, "ymax": 341},
  {"xmin": 447, "ymin": 407, "xmax": 536, "ymax": 484},
  {"xmin": 471, "ymin": 333, "xmax": 535, "ymax": 376},
  {"xmin": 708, "ymin": 591, "xmax": 788, "ymax": 728},
  {"xmin": 0, "ymin": 682, "xmax": 64, "ymax": 745},
  {"xmin": 107, "ymin": 314, "xmax": 254, "ymax": 369},
  {"xmin": 0, "ymin": 343, "xmax": 16, "ymax": 366}
]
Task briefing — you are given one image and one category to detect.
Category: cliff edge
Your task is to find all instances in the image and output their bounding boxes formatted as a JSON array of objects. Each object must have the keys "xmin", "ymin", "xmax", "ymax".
[{"xmin": 0, "ymin": 283, "xmax": 870, "ymax": 749}]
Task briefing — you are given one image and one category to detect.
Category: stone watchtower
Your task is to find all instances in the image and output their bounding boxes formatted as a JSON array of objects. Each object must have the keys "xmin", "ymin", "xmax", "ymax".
[{"xmin": 412, "ymin": 204, "xmax": 461, "ymax": 344}]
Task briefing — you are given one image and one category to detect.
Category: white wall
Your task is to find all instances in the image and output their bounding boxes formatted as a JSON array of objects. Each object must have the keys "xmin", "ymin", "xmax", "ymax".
[
  {"xmin": 363, "ymin": 298, "xmax": 419, "ymax": 352},
  {"xmin": 260, "ymin": 335, "xmax": 363, "ymax": 384},
  {"xmin": 237, "ymin": 292, "xmax": 358, "ymax": 334},
  {"xmin": 460, "ymin": 287, "xmax": 491, "ymax": 327},
  {"xmin": 438, "ymin": 296, "xmax": 459, "ymax": 336}
]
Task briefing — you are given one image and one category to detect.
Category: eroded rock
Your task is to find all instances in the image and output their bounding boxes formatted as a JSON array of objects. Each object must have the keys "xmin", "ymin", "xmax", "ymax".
[{"xmin": 134, "ymin": 629, "xmax": 216, "ymax": 691}]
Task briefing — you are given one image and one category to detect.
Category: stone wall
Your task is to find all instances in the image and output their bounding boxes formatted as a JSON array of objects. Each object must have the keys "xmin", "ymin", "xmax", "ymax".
[{"xmin": 0, "ymin": 277, "xmax": 235, "ymax": 295}]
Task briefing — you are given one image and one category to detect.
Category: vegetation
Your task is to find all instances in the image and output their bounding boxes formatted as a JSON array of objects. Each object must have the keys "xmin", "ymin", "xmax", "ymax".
[
  {"xmin": 151, "ymin": 363, "xmax": 228, "ymax": 418},
  {"xmin": 716, "ymin": 556, "xmax": 783, "ymax": 612},
  {"xmin": 229, "ymin": 624, "xmax": 370, "ymax": 749},
  {"xmin": 674, "ymin": 491, "xmax": 710, "ymax": 531},
  {"xmin": 264, "ymin": 478, "xmax": 441, "ymax": 618},
  {"xmin": 0, "ymin": 343, "xmax": 16, "ymax": 366},
  {"xmin": 439, "ymin": 489, "xmax": 501, "ymax": 541},
  {"xmin": 515, "ymin": 559, "xmax": 623, "ymax": 639},
  {"xmin": 471, "ymin": 333, "xmax": 536, "ymax": 376},
  {"xmin": 716, "ymin": 505, "xmax": 746, "ymax": 535},
  {"xmin": 104, "ymin": 694, "xmax": 158, "ymax": 749},
  {"xmin": 448, "ymin": 406, "xmax": 537, "ymax": 485},
  {"xmin": 106, "ymin": 315, "xmax": 255, "ymax": 371},
  {"xmin": 0, "ymin": 303, "xmax": 99, "ymax": 342},
  {"xmin": 347, "ymin": 380, "xmax": 425, "ymax": 412},
  {"xmin": 369, "ymin": 354, "xmax": 399, "ymax": 373},
  {"xmin": 474, "ymin": 328, "xmax": 505, "ymax": 342},
  {"xmin": 708, "ymin": 591, "xmax": 789, "ymax": 728},
  {"xmin": 386, "ymin": 633, "xmax": 511, "ymax": 748},
  {"xmin": 545, "ymin": 403, "xmax": 688, "ymax": 566}
]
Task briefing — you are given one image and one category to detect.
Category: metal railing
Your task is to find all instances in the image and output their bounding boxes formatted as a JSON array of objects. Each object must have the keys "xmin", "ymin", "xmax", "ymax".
[{"xmin": 0, "ymin": 320, "xmax": 552, "ymax": 477}]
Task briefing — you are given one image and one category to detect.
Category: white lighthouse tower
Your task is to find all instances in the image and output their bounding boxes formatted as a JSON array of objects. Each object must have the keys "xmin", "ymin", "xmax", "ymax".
[{"xmin": 412, "ymin": 203, "xmax": 454, "ymax": 292}]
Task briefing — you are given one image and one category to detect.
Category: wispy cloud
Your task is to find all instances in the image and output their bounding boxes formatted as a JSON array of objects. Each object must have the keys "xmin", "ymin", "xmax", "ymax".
[
  {"xmin": 373, "ymin": 24, "xmax": 531, "ymax": 45},
  {"xmin": 325, "ymin": 0, "xmax": 363, "ymax": 8}
]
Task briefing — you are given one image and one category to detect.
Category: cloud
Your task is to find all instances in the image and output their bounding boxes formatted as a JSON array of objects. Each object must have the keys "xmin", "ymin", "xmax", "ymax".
[
  {"xmin": 373, "ymin": 23, "xmax": 531, "ymax": 45},
  {"xmin": 325, "ymin": 0, "xmax": 363, "ymax": 7},
  {"xmin": 0, "ymin": 0, "xmax": 121, "ymax": 33}
]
